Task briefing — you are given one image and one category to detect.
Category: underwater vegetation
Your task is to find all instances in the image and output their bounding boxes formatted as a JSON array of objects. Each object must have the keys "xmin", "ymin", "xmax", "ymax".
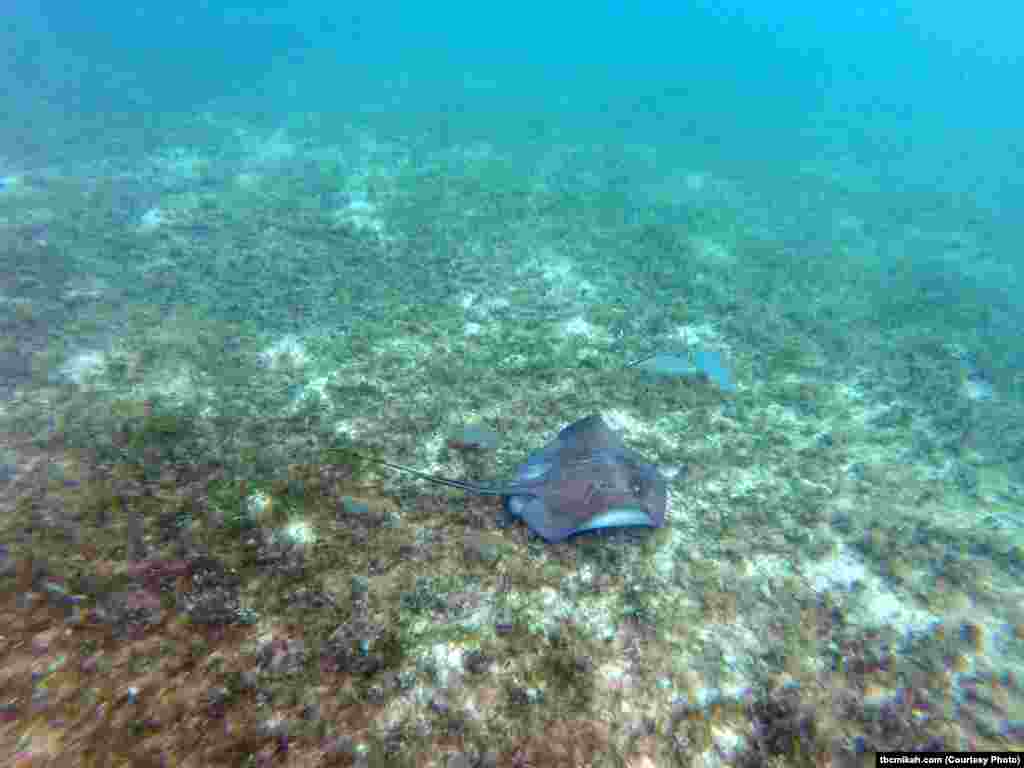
[
  {"xmin": 2, "ymin": 364, "xmax": 1016, "ymax": 766},
  {"xmin": 1, "ymin": 112, "xmax": 1023, "ymax": 767}
]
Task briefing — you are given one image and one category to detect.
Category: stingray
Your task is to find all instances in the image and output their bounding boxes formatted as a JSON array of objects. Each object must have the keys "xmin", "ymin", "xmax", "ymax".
[{"xmin": 348, "ymin": 414, "xmax": 666, "ymax": 542}]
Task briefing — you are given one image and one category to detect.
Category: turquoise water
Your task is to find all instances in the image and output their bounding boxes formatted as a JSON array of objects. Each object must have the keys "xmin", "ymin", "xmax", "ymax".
[{"xmin": 1, "ymin": 2, "xmax": 1022, "ymax": 764}]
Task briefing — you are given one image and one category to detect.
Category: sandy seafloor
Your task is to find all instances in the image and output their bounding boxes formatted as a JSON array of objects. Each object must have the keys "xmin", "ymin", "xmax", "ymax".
[{"xmin": 1, "ymin": 116, "xmax": 1023, "ymax": 766}]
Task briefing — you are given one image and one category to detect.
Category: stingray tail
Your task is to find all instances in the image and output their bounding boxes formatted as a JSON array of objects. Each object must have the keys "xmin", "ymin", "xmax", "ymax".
[{"xmin": 325, "ymin": 447, "xmax": 502, "ymax": 495}]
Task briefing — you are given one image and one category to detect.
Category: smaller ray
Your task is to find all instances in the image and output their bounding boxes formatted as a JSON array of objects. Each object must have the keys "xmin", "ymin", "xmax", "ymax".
[{"xmin": 627, "ymin": 349, "xmax": 736, "ymax": 392}]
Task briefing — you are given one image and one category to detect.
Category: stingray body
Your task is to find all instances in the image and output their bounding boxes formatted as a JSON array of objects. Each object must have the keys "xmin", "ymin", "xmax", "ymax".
[{"xmin": 366, "ymin": 414, "xmax": 666, "ymax": 542}]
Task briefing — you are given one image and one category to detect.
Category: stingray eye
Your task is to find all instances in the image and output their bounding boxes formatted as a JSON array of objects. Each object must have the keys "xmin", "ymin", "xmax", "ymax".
[{"xmin": 629, "ymin": 478, "xmax": 643, "ymax": 497}]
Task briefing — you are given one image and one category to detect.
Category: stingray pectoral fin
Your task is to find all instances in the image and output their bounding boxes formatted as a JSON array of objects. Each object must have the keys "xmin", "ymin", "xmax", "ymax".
[
  {"xmin": 506, "ymin": 496, "xmax": 657, "ymax": 543},
  {"xmin": 505, "ymin": 496, "xmax": 568, "ymax": 543},
  {"xmin": 571, "ymin": 506, "xmax": 658, "ymax": 536}
]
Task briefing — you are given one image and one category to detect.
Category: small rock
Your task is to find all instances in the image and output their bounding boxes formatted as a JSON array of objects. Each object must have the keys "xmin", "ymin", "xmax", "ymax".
[
  {"xmin": 81, "ymin": 652, "xmax": 104, "ymax": 674},
  {"xmin": 288, "ymin": 586, "xmax": 334, "ymax": 610},
  {"xmin": 507, "ymin": 686, "xmax": 531, "ymax": 707},
  {"xmin": 323, "ymin": 735, "xmax": 356, "ymax": 756},
  {"xmin": 253, "ymin": 743, "xmax": 277, "ymax": 767},
  {"xmin": 258, "ymin": 717, "xmax": 291, "ymax": 741},
  {"xmin": 395, "ymin": 670, "xmax": 417, "ymax": 690},
  {"xmin": 0, "ymin": 544, "xmax": 13, "ymax": 578},
  {"xmin": 42, "ymin": 579, "xmax": 85, "ymax": 609},
  {"xmin": 239, "ymin": 669, "xmax": 259, "ymax": 690},
  {"xmin": 464, "ymin": 649, "xmax": 493, "ymax": 675},
  {"xmin": 182, "ymin": 584, "xmax": 241, "ymax": 626},
  {"xmin": 103, "ymin": 586, "xmax": 165, "ymax": 632},
  {"xmin": 326, "ymin": 621, "xmax": 392, "ymax": 676},
  {"xmin": 495, "ymin": 614, "xmax": 515, "ymax": 636},
  {"xmin": 430, "ymin": 692, "xmax": 450, "ymax": 716},
  {"xmin": 350, "ymin": 575, "xmax": 370, "ymax": 604},
  {"xmin": 463, "ymin": 532, "xmax": 502, "ymax": 565},
  {"xmin": 574, "ymin": 655, "xmax": 594, "ymax": 674},
  {"xmin": 206, "ymin": 686, "xmax": 230, "ymax": 714},
  {"xmin": 339, "ymin": 496, "xmax": 370, "ymax": 517},
  {"xmin": 31, "ymin": 629, "xmax": 58, "ymax": 655},
  {"xmin": 301, "ymin": 694, "xmax": 321, "ymax": 722},
  {"xmin": 30, "ymin": 688, "xmax": 49, "ymax": 713},
  {"xmin": 257, "ymin": 636, "xmax": 308, "ymax": 676}
]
